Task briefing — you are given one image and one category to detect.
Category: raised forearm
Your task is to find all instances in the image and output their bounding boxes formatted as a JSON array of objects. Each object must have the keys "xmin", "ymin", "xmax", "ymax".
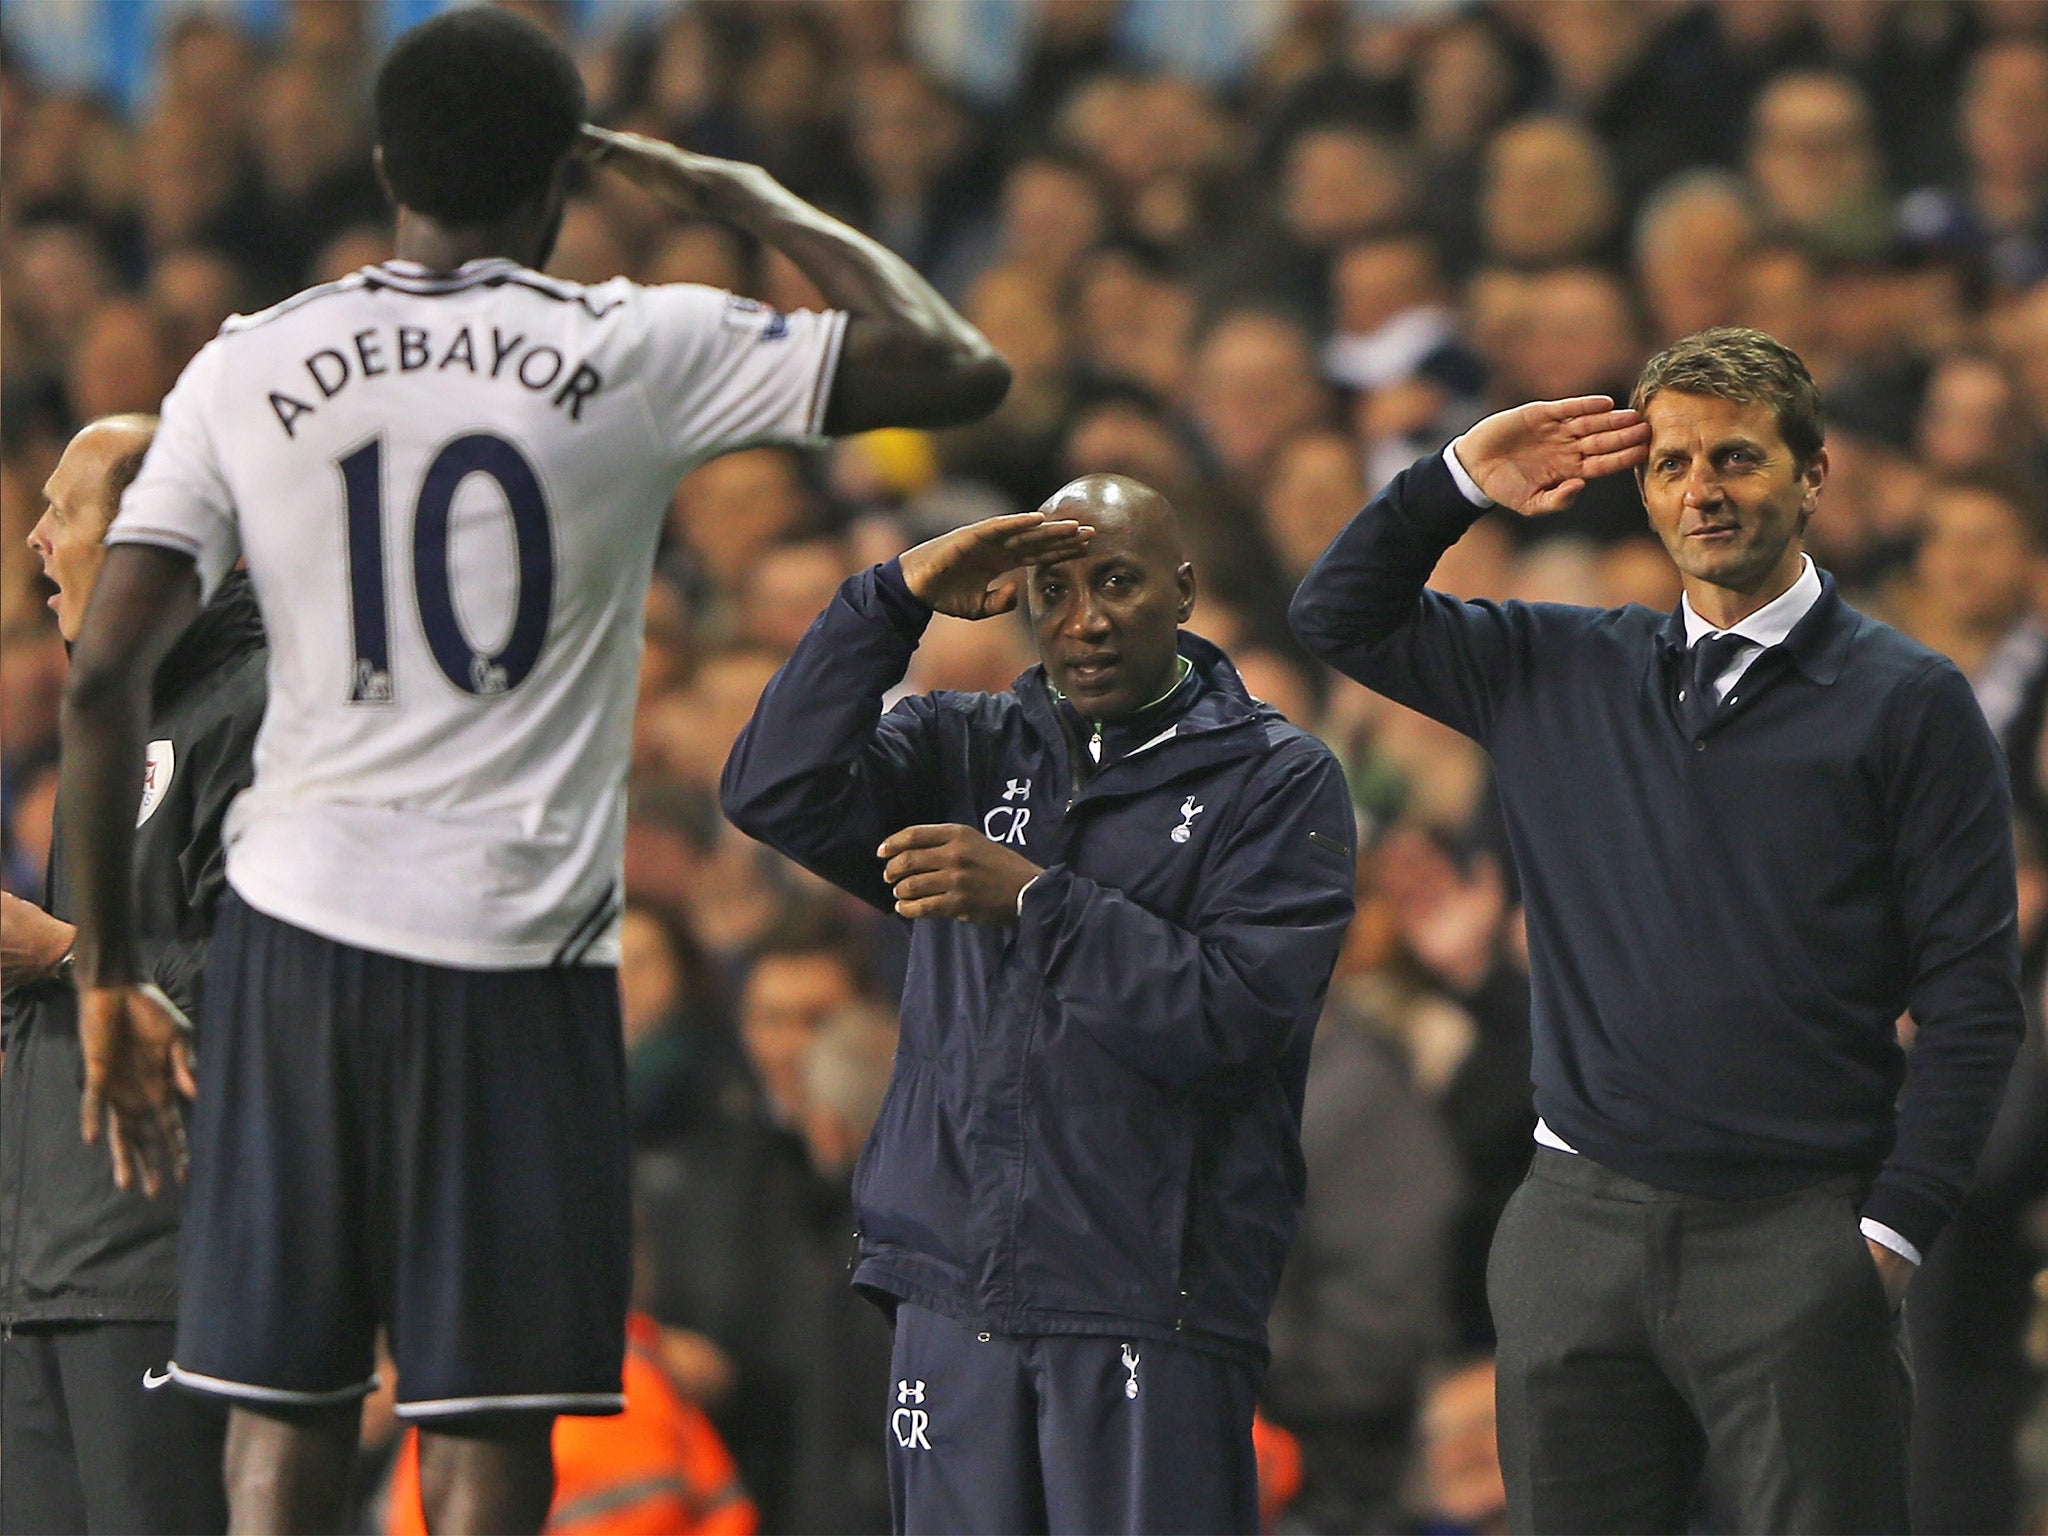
[
  {"xmin": 584, "ymin": 128, "xmax": 1007, "ymax": 429},
  {"xmin": 717, "ymin": 176, "xmax": 980, "ymax": 351},
  {"xmin": 728, "ymin": 183, "xmax": 1008, "ymax": 429}
]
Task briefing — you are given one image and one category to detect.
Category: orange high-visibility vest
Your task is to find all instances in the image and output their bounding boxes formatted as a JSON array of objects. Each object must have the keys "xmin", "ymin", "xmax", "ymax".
[
  {"xmin": 1253, "ymin": 1408, "xmax": 1302, "ymax": 1532},
  {"xmin": 388, "ymin": 1313, "xmax": 756, "ymax": 1536}
]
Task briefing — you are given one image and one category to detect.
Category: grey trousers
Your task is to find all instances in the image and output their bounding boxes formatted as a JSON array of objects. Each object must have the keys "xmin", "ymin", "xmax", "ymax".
[{"xmin": 1488, "ymin": 1149, "xmax": 1911, "ymax": 1535}]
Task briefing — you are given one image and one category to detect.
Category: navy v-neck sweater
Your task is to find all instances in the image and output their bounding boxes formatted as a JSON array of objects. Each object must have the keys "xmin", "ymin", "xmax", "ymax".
[{"xmin": 1291, "ymin": 451, "xmax": 2024, "ymax": 1255}]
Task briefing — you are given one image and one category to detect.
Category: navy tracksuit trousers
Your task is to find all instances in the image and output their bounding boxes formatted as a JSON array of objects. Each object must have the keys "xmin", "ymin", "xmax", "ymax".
[{"xmin": 885, "ymin": 1303, "xmax": 1260, "ymax": 1535}]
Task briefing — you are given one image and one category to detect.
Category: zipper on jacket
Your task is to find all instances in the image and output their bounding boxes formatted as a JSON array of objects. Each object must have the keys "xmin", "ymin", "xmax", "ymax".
[{"xmin": 1061, "ymin": 712, "xmax": 1099, "ymax": 812}]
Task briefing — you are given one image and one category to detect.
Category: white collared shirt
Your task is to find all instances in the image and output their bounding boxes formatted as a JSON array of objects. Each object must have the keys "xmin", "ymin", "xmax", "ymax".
[{"xmin": 1679, "ymin": 553, "xmax": 1822, "ymax": 702}]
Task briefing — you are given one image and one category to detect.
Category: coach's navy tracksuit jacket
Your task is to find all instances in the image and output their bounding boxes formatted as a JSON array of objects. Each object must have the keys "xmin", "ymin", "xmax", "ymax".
[{"xmin": 722, "ymin": 561, "xmax": 1356, "ymax": 1365}]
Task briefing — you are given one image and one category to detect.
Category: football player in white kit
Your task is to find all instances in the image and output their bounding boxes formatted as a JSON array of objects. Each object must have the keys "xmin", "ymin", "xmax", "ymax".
[{"xmin": 55, "ymin": 10, "xmax": 1008, "ymax": 1533}]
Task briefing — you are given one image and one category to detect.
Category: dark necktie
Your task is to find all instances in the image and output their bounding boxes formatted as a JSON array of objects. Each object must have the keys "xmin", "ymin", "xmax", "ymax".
[{"xmin": 1678, "ymin": 632, "xmax": 1752, "ymax": 738}]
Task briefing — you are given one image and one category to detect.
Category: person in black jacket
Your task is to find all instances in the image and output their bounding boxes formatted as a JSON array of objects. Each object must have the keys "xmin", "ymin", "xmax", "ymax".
[
  {"xmin": 722, "ymin": 474, "xmax": 1357, "ymax": 1535},
  {"xmin": 1289, "ymin": 329, "xmax": 2025, "ymax": 1535},
  {"xmin": 1, "ymin": 414, "xmax": 265, "ymax": 1535}
]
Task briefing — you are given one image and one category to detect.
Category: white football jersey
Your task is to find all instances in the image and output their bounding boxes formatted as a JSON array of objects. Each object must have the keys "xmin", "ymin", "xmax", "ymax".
[{"xmin": 108, "ymin": 258, "xmax": 846, "ymax": 968}]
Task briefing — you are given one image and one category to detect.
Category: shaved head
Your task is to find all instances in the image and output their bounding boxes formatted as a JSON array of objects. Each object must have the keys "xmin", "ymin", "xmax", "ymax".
[
  {"xmin": 1027, "ymin": 474, "xmax": 1196, "ymax": 718},
  {"xmin": 1039, "ymin": 473, "xmax": 1184, "ymax": 555}
]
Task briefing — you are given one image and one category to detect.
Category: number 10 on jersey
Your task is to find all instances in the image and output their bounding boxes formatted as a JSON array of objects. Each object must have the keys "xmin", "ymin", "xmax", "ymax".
[{"xmin": 337, "ymin": 433, "xmax": 556, "ymax": 703}]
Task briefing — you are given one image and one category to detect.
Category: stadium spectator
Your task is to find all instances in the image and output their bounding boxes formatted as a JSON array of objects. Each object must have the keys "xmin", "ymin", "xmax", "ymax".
[
  {"xmin": 638, "ymin": 929, "xmax": 895, "ymax": 1533},
  {"xmin": 146, "ymin": 247, "xmax": 248, "ymax": 374},
  {"xmin": 845, "ymin": 59, "xmax": 991, "ymax": 295},
  {"xmin": 1262, "ymin": 996, "xmax": 1463, "ymax": 1533},
  {"xmin": 723, "ymin": 474, "xmax": 1355, "ymax": 1530},
  {"xmin": 1477, "ymin": 116, "xmax": 1620, "ymax": 270},
  {"xmin": 988, "ymin": 149, "xmax": 1107, "ymax": 293},
  {"xmin": 1283, "ymin": 123, "xmax": 1415, "ymax": 269},
  {"xmin": 1915, "ymin": 348, "xmax": 2042, "ymax": 483},
  {"xmin": 664, "ymin": 448, "xmax": 818, "ymax": 610},
  {"xmin": 619, "ymin": 900, "xmax": 743, "ymax": 1147},
  {"xmin": 1499, "ymin": 0, "xmax": 1718, "ymax": 212},
  {"xmin": 2, "ymin": 413, "xmax": 264, "ymax": 1534},
  {"xmin": 1070, "ymin": 243, "xmax": 1196, "ymax": 402},
  {"xmin": 1633, "ymin": 170, "xmax": 1761, "ymax": 346},
  {"xmin": 1906, "ymin": 34, "xmax": 2048, "ymax": 296},
  {"xmin": 1410, "ymin": 1356, "xmax": 1507, "ymax": 1536},
  {"xmin": 1746, "ymin": 70, "xmax": 1893, "ymax": 260},
  {"xmin": 1487, "ymin": 266, "xmax": 1648, "ymax": 545},
  {"xmin": 1324, "ymin": 233, "xmax": 1488, "ymax": 492},
  {"xmin": 1262, "ymin": 428, "xmax": 1370, "ymax": 583},
  {"xmin": 1189, "ymin": 307, "xmax": 1331, "ymax": 502},
  {"xmin": 1411, "ymin": 18, "xmax": 1522, "ymax": 254},
  {"xmin": 248, "ymin": 53, "xmax": 385, "ymax": 294},
  {"xmin": 1894, "ymin": 475, "xmax": 2048, "ymax": 766}
]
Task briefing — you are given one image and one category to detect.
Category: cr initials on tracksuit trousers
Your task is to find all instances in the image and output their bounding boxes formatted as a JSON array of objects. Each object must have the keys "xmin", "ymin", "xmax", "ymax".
[{"xmin": 885, "ymin": 1303, "xmax": 1259, "ymax": 1535}]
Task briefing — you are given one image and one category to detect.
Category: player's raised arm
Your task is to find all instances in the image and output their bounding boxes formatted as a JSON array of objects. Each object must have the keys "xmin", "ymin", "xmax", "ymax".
[{"xmin": 581, "ymin": 126, "xmax": 1009, "ymax": 434}]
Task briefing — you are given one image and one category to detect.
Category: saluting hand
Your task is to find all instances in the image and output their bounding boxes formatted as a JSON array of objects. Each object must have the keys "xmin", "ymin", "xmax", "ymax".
[
  {"xmin": 77, "ymin": 983, "xmax": 196, "ymax": 1198},
  {"xmin": 1451, "ymin": 396, "xmax": 1652, "ymax": 517},
  {"xmin": 897, "ymin": 512, "xmax": 1094, "ymax": 621},
  {"xmin": 879, "ymin": 825, "xmax": 1042, "ymax": 925}
]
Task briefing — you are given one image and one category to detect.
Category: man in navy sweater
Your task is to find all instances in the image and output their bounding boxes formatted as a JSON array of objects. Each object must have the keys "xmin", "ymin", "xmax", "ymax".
[
  {"xmin": 1290, "ymin": 328, "xmax": 2024, "ymax": 1534},
  {"xmin": 724, "ymin": 475, "xmax": 1355, "ymax": 1533}
]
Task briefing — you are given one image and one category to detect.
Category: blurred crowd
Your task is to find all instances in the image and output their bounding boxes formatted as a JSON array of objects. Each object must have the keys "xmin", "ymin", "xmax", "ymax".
[{"xmin": 8, "ymin": 0, "xmax": 2048, "ymax": 1530}]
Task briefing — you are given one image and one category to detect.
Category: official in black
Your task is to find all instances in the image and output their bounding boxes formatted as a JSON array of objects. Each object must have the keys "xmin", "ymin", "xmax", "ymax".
[
  {"xmin": 1290, "ymin": 329, "xmax": 2025, "ymax": 1534},
  {"xmin": 1, "ymin": 415, "xmax": 265, "ymax": 1534}
]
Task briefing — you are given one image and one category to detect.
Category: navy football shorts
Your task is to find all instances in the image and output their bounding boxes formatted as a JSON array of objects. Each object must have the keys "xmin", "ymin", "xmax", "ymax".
[{"xmin": 170, "ymin": 892, "xmax": 630, "ymax": 1421}]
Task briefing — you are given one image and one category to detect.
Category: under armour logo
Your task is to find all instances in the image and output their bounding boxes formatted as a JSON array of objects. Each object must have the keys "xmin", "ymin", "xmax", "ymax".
[
  {"xmin": 1122, "ymin": 1344, "xmax": 1141, "ymax": 1399},
  {"xmin": 1002, "ymin": 778, "xmax": 1031, "ymax": 802},
  {"xmin": 1171, "ymin": 796, "xmax": 1204, "ymax": 844},
  {"xmin": 892, "ymin": 1380, "xmax": 932, "ymax": 1449}
]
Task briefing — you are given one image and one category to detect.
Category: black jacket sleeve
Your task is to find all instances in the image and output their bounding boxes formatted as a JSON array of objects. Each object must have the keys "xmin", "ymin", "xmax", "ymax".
[
  {"xmin": 721, "ymin": 560, "xmax": 947, "ymax": 912},
  {"xmin": 1017, "ymin": 739, "xmax": 1357, "ymax": 1091},
  {"xmin": 1864, "ymin": 658, "xmax": 2027, "ymax": 1252},
  {"xmin": 144, "ymin": 651, "xmax": 265, "ymax": 1017},
  {"xmin": 1288, "ymin": 451, "xmax": 1525, "ymax": 744}
]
